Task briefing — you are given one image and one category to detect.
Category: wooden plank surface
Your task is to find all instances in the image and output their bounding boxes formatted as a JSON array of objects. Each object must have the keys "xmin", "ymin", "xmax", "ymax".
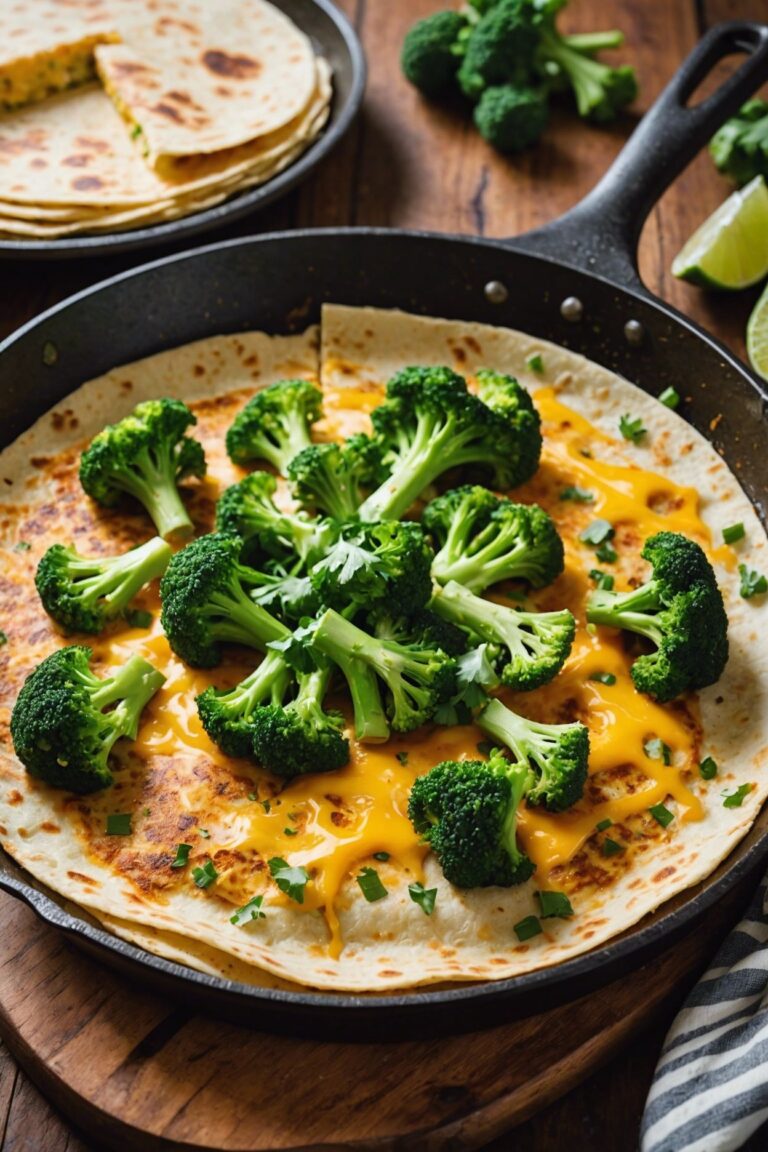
[{"xmin": 1, "ymin": 1, "xmax": 767, "ymax": 1149}]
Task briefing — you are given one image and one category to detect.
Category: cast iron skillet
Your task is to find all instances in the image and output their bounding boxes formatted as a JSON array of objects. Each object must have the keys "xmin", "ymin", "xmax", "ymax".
[
  {"xmin": 1, "ymin": 23, "xmax": 767, "ymax": 1042},
  {"xmin": 0, "ymin": 0, "xmax": 365, "ymax": 261}
]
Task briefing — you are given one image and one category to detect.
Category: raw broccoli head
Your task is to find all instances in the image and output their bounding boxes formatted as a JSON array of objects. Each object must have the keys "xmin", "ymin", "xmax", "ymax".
[
  {"xmin": 479, "ymin": 697, "xmax": 588, "ymax": 811},
  {"xmin": 287, "ymin": 434, "xmax": 386, "ymax": 521},
  {"xmin": 160, "ymin": 532, "xmax": 290, "ymax": 668},
  {"xmin": 215, "ymin": 471, "xmax": 334, "ymax": 568},
  {"xmin": 431, "ymin": 580, "xmax": 574, "ymax": 690},
  {"xmin": 408, "ymin": 752, "xmax": 535, "ymax": 887},
  {"xmin": 586, "ymin": 531, "xmax": 729, "ymax": 702},
  {"xmin": 710, "ymin": 99, "xmax": 768, "ymax": 186},
  {"xmin": 79, "ymin": 398, "xmax": 205, "ymax": 540},
  {"xmin": 424, "ymin": 485, "xmax": 564, "ymax": 591},
  {"xmin": 11, "ymin": 646, "xmax": 165, "ymax": 793},
  {"xmin": 312, "ymin": 608, "xmax": 458, "ymax": 736},
  {"xmin": 35, "ymin": 536, "xmax": 172, "ymax": 635},
  {"xmin": 197, "ymin": 649, "xmax": 292, "ymax": 759},
  {"xmin": 458, "ymin": 0, "xmax": 542, "ymax": 101},
  {"xmin": 401, "ymin": 10, "xmax": 469, "ymax": 97},
  {"xmin": 251, "ymin": 663, "xmax": 349, "ymax": 777},
  {"xmin": 225, "ymin": 379, "xmax": 323, "ymax": 474},
  {"xmin": 310, "ymin": 519, "xmax": 434, "ymax": 617},
  {"xmin": 358, "ymin": 365, "xmax": 541, "ymax": 521},
  {"xmin": 474, "ymin": 83, "xmax": 549, "ymax": 152}
]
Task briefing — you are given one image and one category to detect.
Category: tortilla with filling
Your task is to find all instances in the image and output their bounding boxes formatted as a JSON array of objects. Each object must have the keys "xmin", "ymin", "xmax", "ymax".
[{"xmin": 0, "ymin": 306, "xmax": 765, "ymax": 993}]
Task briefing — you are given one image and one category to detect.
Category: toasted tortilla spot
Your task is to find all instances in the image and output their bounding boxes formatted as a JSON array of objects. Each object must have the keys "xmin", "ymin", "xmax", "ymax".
[
  {"xmin": 201, "ymin": 49, "xmax": 260, "ymax": 79},
  {"xmin": 63, "ymin": 154, "xmax": 90, "ymax": 167},
  {"xmin": 653, "ymin": 866, "xmax": 676, "ymax": 883},
  {"xmin": 152, "ymin": 101, "xmax": 184, "ymax": 123},
  {"xmin": 41, "ymin": 821, "xmax": 60, "ymax": 833},
  {"xmin": 67, "ymin": 870, "xmax": 98, "ymax": 885},
  {"xmin": 7, "ymin": 790, "xmax": 22, "ymax": 805},
  {"xmin": 72, "ymin": 175, "xmax": 104, "ymax": 191}
]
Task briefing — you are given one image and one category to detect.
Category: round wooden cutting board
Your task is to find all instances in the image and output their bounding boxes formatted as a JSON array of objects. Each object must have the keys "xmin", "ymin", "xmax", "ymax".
[{"xmin": 0, "ymin": 878, "xmax": 752, "ymax": 1152}]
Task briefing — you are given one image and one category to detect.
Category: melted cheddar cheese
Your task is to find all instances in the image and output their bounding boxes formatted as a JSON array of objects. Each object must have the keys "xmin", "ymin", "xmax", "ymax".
[{"xmin": 0, "ymin": 34, "xmax": 119, "ymax": 111}]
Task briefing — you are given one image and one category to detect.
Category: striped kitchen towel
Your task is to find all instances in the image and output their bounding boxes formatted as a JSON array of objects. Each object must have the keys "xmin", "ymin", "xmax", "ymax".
[{"xmin": 641, "ymin": 874, "xmax": 768, "ymax": 1152}]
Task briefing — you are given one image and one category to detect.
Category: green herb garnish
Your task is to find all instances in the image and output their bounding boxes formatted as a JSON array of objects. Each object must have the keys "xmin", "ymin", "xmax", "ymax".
[
  {"xmin": 13, "ymin": 541, "xmax": 30, "ymax": 552},
  {"xmin": 0, "ymin": 631, "xmax": 8, "ymax": 646},
  {"xmin": 357, "ymin": 867, "xmax": 388, "ymax": 902},
  {"xmin": 514, "ymin": 915, "xmax": 542, "ymax": 942},
  {"xmin": 722, "ymin": 523, "xmax": 745, "ymax": 545},
  {"xmin": 192, "ymin": 859, "xmax": 218, "ymax": 889},
  {"xmin": 527, "ymin": 354, "xmax": 544, "ymax": 373},
  {"xmin": 699, "ymin": 756, "xmax": 718, "ymax": 780},
  {"xmin": 659, "ymin": 387, "xmax": 680, "ymax": 409},
  {"xmin": 373, "ymin": 851, "xmax": 390, "ymax": 862},
  {"xmin": 284, "ymin": 827, "xmax": 298, "ymax": 836},
  {"xmin": 595, "ymin": 541, "xmax": 618, "ymax": 563},
  {"xmin": 396, "ymin": 751, "xmax": 409, "ymax": 765},
  {"xmin": 723, "ymin": 783, "xmax": 753, "ymax": 808},
  {"xmin": 268, "ymin": 857, "xmax": 309, "ymax": 903},
  {"xmin": 408, "ymin": 882, "xmax": 437, "ymax": 915},
  {"xmin": 230, "ymin": 895, "xmax": 266, "ymax": 926},
  {"xmin": 602, "ymin": 837, "xmax": 625, "ymax": 857},
  {"xmin": 649, "ymin": 803, "xmax": 675, "ymax": 828},
  {"xmin": 595, "ymin": 818, "xmax": 612, "ymax": 832},
  {"xmin": 171, "ymin": 842, "xmax": 192, "ymax": 869},
  {"xmin": 619, "ymin": 414, "xmax": 647, "ymax": 443},
  {"xmin": 739, "ymin": 564, "xmax": 767, "ymax": 599},
  {"xmin": 106, "ymin": 812, "xmax": 132, "ymax": 836},
  {"xmin": 579, "ymin": 519, "xmax": 614, "ymax": 546},
  {"xmin": 589, "ymin": 671, "xmax": 616, "ymax": 686},
  {"xmin": 536, "ymin": 890, "xmax": 574, "ymax": 919},
  {"xmin": 590, "ymin": 569, "xmax": 614, "ymax": 590},
  {"xmin": 644, "ymin": 738, "xmax": 671, "ymax": 766},
  {"xmin": 560, "ymin": 485, "xmax": 594, "ymax": 503},
  {"xmin": 198, "ymin": 828, "xmax": 210, "ymax": 839}
]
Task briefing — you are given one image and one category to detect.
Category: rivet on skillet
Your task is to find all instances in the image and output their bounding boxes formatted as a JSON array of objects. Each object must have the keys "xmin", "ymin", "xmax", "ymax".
[
  {"xmin": 560, "ymin": 296, "xmax": 583, "ymax": 323},
  {"xmin": 623, "ymin": 319, "xmax": 645, "ymax": 346},
  {"xmin": 42, "ymin": 341, "xmax": 59, "ymax": 366},
  {"xmin": 484, "ymin": 280, "xmax": 509, "ymax": 304}
]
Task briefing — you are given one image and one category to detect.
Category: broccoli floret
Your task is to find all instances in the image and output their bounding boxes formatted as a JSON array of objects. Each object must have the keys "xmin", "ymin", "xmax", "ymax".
[
  {"xmin": 35, "ymin": 536, "xmax": 172, "ymax": 635},
  {"xmin": 538, "ymin": 25, "xmax": 637, "ymax": 123},
  {"xmin": 10, "ymin": 646, "xmax": 165, "ymax": 793},
  {"xmin": 431, "ymin": 579, "xmax": 574, "ymax": 690},
  {"xmin": 310, "ymin": 520, "xmax": 433, "ymax": 617},
  {"xmin": 160, "ymin": 533, "xmax": 291, "ymax": 667},
  {"xmin": 424, "ymin": 485, "xmax": 564, "ymax": 591},
  {"xmin": 474, "ymin": 83, "xmax": 549, "ymax": 152},
  {"xmin": 197, "ymin": 649, "xmax": 292, "ymax": 759},
  {"xmin": 458, "ymin": 0, "xmax": 541, "ymax": 101},
  {"xmin": 312, "ymin": 607, "xmax": 458, "ymax": 740},
  {"xmin": 216, "ymin": 471, "xmax": 335, "ymax": 567},
  {"xmin": 225, "ymin": 379, "xmax": 323, "ymax": 474},
  {"xmin": 408, "ymin": 751, "xmax": 535, "ymax": 887},
  {"xmin": 357, "ymin": 366, "xmax": 541, "ymax": 522},
  {"xmin": 369, "ymin": 606, "xmax": 468, "ymax": 657},
  {"xmin": 79, "ymin": 399, "xmax": 205, "ymax": 540},
  {"xmin": 251, "ymin": 660, "xmax": 349, "ymax": 777},
  {"xmin": 288, "ymin": 435, "xmax": 385, "ymax": 520},
  {"xmin": 710, "ymin": 99, "xmax": 768, "ymax": 186},
  {"xmin": 478, "ymin": 697, "xmax": 589, "ymax": 811},
  {"xmin": 401, "ymin": 11, "xmax": 469, "ymax": 97},
  {"xmin": 586, "ymin": 531, "xmax": 728, "ymax": 702}
]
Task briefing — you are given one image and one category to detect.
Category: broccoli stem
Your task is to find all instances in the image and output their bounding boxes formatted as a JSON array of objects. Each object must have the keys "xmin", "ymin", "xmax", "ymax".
[
  {"xmin": 260, "ymin": 412, "xmax": 314, "ymax": 473},
  {"xmin": 587, "ymin": 582, "xmax": 664, "ymax": 646},
  {"xmin": 88, "ymin": 653, "xmax": 166, "ymax": 743},
  {"xmin": 222, "ymin": 651, "xmax": 292, "ymax": 717},
  {"xmin": 434, "ymin": 527, "xmax": 530, "ymax": 591},
  {"xmin": 68, "ymin": 537, "xmax": 172, "ymax": 615},
  {"xmin": 117, "ymin": 445, "xmax": 195, "ymax": 540},
  {"xmin": 498, "ymin": 757, "xmax": 534, "ymax": 862},
  {"xmin": 540, "ymin": 30, "xmax": 620, "ymax": 119},
  {"xmin": 205, "ymin": 581, "xmax": 292, "ymax": 651},
  {"xmin": 432, "ymin": 580, "xmax": 555, "ymax": 661},
  {"xmin": 480, "ymin": 698, "xmax": 562, "ymax": 770},
  {"xmin": 563, "ymin": 30, "xmax": 624, "ymax": 54},
  {"xmin": 312, "ymin": 611, "xmax": 390, "ymax": 743}
]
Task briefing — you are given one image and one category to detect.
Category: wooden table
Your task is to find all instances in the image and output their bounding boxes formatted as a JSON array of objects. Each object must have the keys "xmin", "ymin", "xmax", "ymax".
[{"xmin": 0, "ymin": 1, "xmax": 766, "ymax": 1149}]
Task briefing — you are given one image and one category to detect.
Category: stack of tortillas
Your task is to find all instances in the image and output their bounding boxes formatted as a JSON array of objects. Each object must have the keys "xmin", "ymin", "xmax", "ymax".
[{"xmin": 0, "ymin": 0, "xmax": 332, "ymax": 238}]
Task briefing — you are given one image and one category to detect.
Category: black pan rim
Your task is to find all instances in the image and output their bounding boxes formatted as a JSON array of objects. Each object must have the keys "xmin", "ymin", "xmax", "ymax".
[
  {"xmin": 0, "ymin": 0, "xmax": 366, "ymax": 261},
  {"xmin": 1, "ymin": 224, "xmax": 767, "ymax": 1017}
]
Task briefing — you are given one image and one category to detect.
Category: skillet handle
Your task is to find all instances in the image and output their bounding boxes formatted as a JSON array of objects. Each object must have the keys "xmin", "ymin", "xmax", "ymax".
[{"xmin": 510, "ymin": 21, "xmax": 768, "ymax": 292}]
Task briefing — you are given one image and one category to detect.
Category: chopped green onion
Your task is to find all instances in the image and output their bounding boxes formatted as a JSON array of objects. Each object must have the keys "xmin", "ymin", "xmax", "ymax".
[
  {"xmin": 230, "ymin": 895, "xmax": 266, "ymax": 927},
  {"xmin": 373, "ymin": 851, "xmax": 390, "ymax": 862},
  {"xmin": 602, "ymin": 837, "xmax": 625, "ymax": 857},
  {"xmin": 589, "ymin": 671, "xmax": 616, "ymax": 686},
  {"xmin": 268, "ymin": 857, "xmax": 309, "ymax": 903},
  {"xmin": 408, "ymin": 882, "xmax": 437, "ymax": 916},
  {"xmin": 596, "ymin": 541, "xmax": 618, "ymax": 563},
  {"xmin": 579, "ymin": 519, "xmax": 614, "ymax": 546},
  {"xmin": 171, "ymin": 843, "xmax": 192, "ymax": 869},
  {"xmin": 13, "ymin": 541, "xmax": 30, "ymax": 552},
  {"xmin": 130, "ymin": 123, "xmax": 143, "ymax": 139},
  {"xmin": 723, "ymin": 783, "xmax": 753, "ymax": 809},
  {"xmin": 125, "ymin": 608, "xmax": 152, "ymax": 629},
  {"xmin": 395, "ymin": 751, "xmax": 409, "ymax": 765},
  {"xmin": 261, "ymin": 799, "xmax": 271, "ymax": 813},
  {"xmin": 619, "ymin": 414, "xmax": 647, "ymax": 443},
  {"xmin": 357, "ymin": 867, "xmax": 387, "ymax": 902},
  {"xmin": 0, "ymin": 631, "xmax": 8, "ymax": 646},
  {"xmin": 659, "ymin": 387, "xmax": 680, "ymax": 409},
  {"xmin": 527, "ymin": 354, "xmax": 545, "ymax": 373},
  {"xmin": 699, "ymin": 756, "xmax": 718, "ymax": 780},
  {"xmin": 247, "ymin": 792, "xmax": 257, "ymax": 801},
  {"xmin": 198, "ymin": 828, "xmax": 210, "ymax": 839},
  {"xmin": 722, "ymin": 523, "xmax": 745, "ymax": 545},
  {"xmin": 536, "ymin": 890, "xmax": 574, "ymax": 919},
  {"xmin": 192, "ymin": 859, "xmax": 218, "ymax": 889},
  {"xmin": 649, "ymin": 803, "xmax": 675, "ymax": 828},
  {"xmin": 514, "ymin": 915, "xmax": 542, "ymax": 942},
  {"xmin": 644, "ymin": 738, "xmax": 671, "ymax": 766},
  {"xmin": 284, "ymin": 827, "xmax": 298, "ymax": 836},
  {"xmin": 560, "ymin": 485, "xmax": 594, "ymax": 503},
  {"xmin": 739, "ymin": 564, "xmax": 767, "ymax": 599},
  {"xmin": 590, "ymin": 569, "xmax": 614, "ymax": 590},
  {"xmin": 106, "ymin": 812, "xmax": 132, "ymax": 836},
  {"xmin": 595, "ymin": 818, "xmax": 612, "ymax": 832}
]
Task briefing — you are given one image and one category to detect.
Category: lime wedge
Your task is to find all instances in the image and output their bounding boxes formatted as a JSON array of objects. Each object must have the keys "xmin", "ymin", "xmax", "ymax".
[
  {"xmin": 747, "ymin": 281, "xmax": 768, "ymax": 381},
  {"xmin": 672, "ymin": 175, "xmax": 768, "ymax": 289}
]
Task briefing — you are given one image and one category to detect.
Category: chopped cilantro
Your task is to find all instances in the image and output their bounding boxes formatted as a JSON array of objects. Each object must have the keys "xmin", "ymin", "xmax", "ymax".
[
  {"xmin": 230, "ymin": 895, "xmax": 266, "ymax": 927},
  {"xmin": 699, "ymin": 756, "xmax": 718, "ymax": 780},
  {"xmin": 658, "ymin": 387, "xmax": 680, "ymax": 409},
  {"xmin": 739, "ymin": 564, "xmax": 767, "ymax": 599},
  {"xmin": 514, "ymin": 915, "xmax": 542, "ymax": 942},
  {"xmin": 192, "ymin": 859, "xmax": 218, "ymax": 889},
  {"xmin": 723, "ymin": 784, "xmax": 753, "ymax": 809},
  {"xmin": 644, "ymin": 738, "xmax": 671, "ymax": 766},
  {"xmin": 589, "ymin": 671, "xmax": 616, "ymax": 686},
  {"xmin": 536, "ymin": 890, "xmax": 574, "ymax": 919},
  {"xmin": 602, "ymin": 837, "xmax": 625, "ymax": 857},
  {"xmin": 619, "ymin": 414, "xmax": 647, "ymax": 443},
  {"xmin": 560, "ymin": 485, "xmax": 594, "ymax": 503},
  {"xmin": 357, "ymin": 867, "xmax": 388, "ymax": 902},
  {"xmin": 171, "ymin": 843, "xmax": 192, "ymax": 869},
  {"xmin": 722, "ymin": 523, "xmax": 745, "ymax": 545},
  {"xmin": 649, "ymin": 803, "xmax": 675, "ymax": 828},
  {"xmin": 106, "ymin": 812, "xmax": 132, "ymax": 836},
  {"xmin": 579, "ymin": 519, "xmax": 614, "ymax": 546},
  {"xmin": 590, "ymin": 569, "xmax": 614, "ymax": 590},
  {"xmin": 268, "ymin": 857, "xmax": 309, "ymax": 903},
  {"xmin": 527, "ymin": 354, "xmax": 544, "ymax": 373},
  {"xmin": 408, "ymin": 882, "xmax": 437, "ymax": 915}
]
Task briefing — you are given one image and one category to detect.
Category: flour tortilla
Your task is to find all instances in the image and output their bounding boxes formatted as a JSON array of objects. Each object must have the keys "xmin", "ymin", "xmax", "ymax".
[{"xmin": 0, "ymin": 308, "xmax": 766, "ymax": 993}]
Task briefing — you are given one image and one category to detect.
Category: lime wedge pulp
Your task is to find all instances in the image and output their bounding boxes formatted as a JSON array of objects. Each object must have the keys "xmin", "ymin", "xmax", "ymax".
[
  {"xmin": 747, "ymin": 281, "xmax": 768, "ymax": 381},
  {"xmin": 672, "ymin": 175, "xmax": 768, "ymax": 289}
]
